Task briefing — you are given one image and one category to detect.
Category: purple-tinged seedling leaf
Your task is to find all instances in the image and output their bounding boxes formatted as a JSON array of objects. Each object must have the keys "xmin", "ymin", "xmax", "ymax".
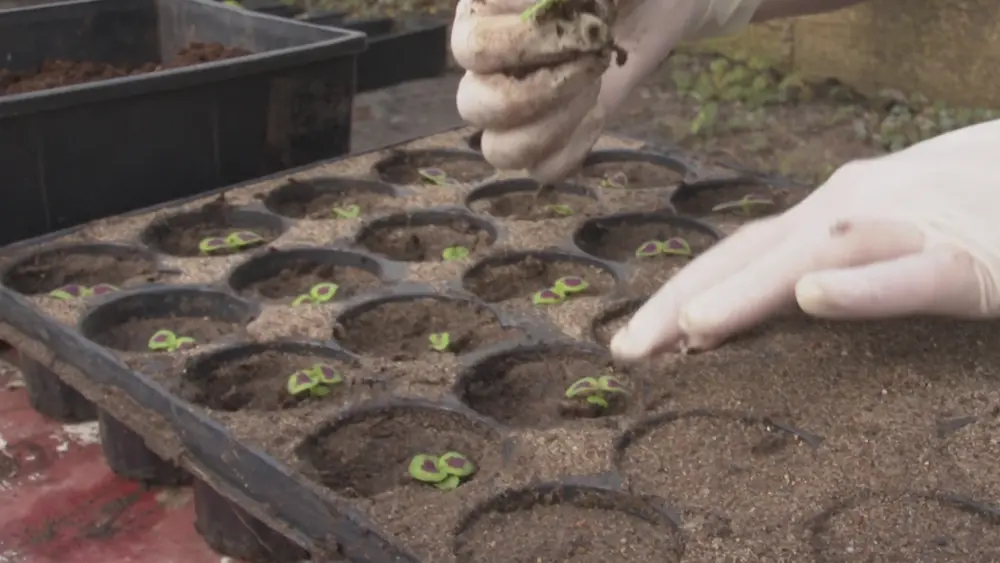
[
  {"xmin": 49, "ymin": 284, "xmax": 87, "ymax": 300},
  {"xmin": 661, "ymin": 237, "xmax": 692, "ymax": 257},
  {"xmin": 173, "ymin": 336, "xmax": 197, "ymax": 351},
  {"xmin": 565, "ymin": 376, "xmax": 600, "ymax": 398},
  {"xmin": 291, "ymin": 294, "xmax": 313, "ymax": 307},
  {"xmin": 428, "ymin": 332, "xmax": 451, "ymax": 352},
  {"xmin": 442, "ymin": 246, "xmax": 469, "ymax": 261},
  {"xmin": 553, "ymin": 276, "xmax": 589, "ymax": 296},
  {"xmin": 332, "ymin": 205, "xmax": 361, "ymax": 219},
  {"xmin": 437, "ymin": 451, "xmax": 476, "ymax": 478},
  {"xmin": 531, "ymin": 288, "xmax": 565, "ymax": 306},
  {"xmin": 600, "ymin": 171, "xmax": 628, "ymax": 189},
  {"xmin": 597, "ymin": 374, "xmax": 630, "ymax": 395},
  {"xmin": 310, "ymin": 364, "xmax": 343, "ymax": 386},
  {"xmin": 635, "ymin": 240, "xmax": 664, "ymax": 258},
  {"xmin": 308, "ymin": 282, "xmax": 339, "ymax": 303},
  {"xmin": 586, "ymin": 395, "xmax": 610, "ymax": 408},
  {"xmin": 90, "ymin": 283, "xmax": 119, "ymax": 296},
  {"xmin": 148, "ymin": 329, "xmax": 178, "ymax": 351},
  {"xmin": 226, "ymin": 231, "xmax": 266, "ymax": 249},
  {"xmin": 408, "ymin": 454, "xmax": 447, "ymax": 483},
  {"xmin": 198, "ymin": 237, "xmax": 228, "ymax": 254},
  {"xmin": 434, "ymin": 475, "xmax": 461, "ymax": 490},
  {"xmin": 287, "ymin": 370, "xmax": 317, "ymax": 395}
]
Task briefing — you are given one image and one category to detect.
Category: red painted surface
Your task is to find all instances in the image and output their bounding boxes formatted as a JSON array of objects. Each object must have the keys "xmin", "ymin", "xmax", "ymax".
[{"xmin": 0, "ymin": 352, "xmax": 241, "ymax": 563}]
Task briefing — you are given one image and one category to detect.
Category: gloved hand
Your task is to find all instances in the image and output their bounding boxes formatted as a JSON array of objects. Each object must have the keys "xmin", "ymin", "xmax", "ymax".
[
  {"xmin": 610, "ymin": 119, "xmax": 1000, "ymax": 360},
  {"xmin": 451, "ymin": 0, "xmax": 764, "ymax": 183}
]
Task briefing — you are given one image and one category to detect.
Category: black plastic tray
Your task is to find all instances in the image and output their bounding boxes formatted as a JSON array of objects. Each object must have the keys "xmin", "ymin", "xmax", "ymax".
[
  {"xmin": 0, "ymin": 126, "xmax": 803, "ymax": 562},
  {"xmin": 0, "ymin": 0, "xmax": 366, "ymax": 246}
]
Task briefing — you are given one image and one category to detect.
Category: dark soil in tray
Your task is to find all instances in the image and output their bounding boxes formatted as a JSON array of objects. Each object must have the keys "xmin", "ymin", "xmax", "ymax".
[
  {"xmin": 239, "ymin": 260, "xmax": 380, "ymax": 302},
  {"xmin": 377, "ymin": 151, "xmax": 495, "ymax": 185},
  {"xmin": 90, "ymin": 316, "xmax": 246, "ymax": 352},
  {"xmin": 591, "ymin": 298, "xmax": 645, "ymax": 347},
  {"xmin": 3, "ymin": 248, "xmax": 157, "ymax": 295},
  {"xmin": 671, "ymin": 179, "xmax": 799, "ymax": 218},
  {"xmin": 298, "ymin": 406, "xmax": 501, "ymax": 499},
  {"xmin": 469, "ymin": 188, "xmax": 598, "ymax": 221},
  {"xmin": 0, "ymin": 42, "xmax": 250, "ymax": 96},
  {"xmin": 357, "ymin": 217, "xmax": 494, "ymax": 262},
  {"xmin": 335, "ymin": 297, "xmax": 518, "ymax": 359},
  {"xmin": 463, "ymin": 255, "xmax": 615, "ymax": 304},
  {"xmin": 179, "ymin": 349, "xmax": 361, "ymax": 412},
  {"xmin": 580, "ymin": 160, "xmax": 683, "ymax": 190},
  {"xmin": 263, "ymin": 178, "xmax": 398, "ymax": 219}
]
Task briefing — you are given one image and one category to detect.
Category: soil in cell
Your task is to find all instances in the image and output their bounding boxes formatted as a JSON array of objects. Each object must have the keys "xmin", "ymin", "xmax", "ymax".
[
  {"xmin": 464, "ymin": 255, "xmax": 616, "ymax": 303},
  {"xmin": 378, "ymin": 152, "xmax": 495, "ymax": 185},
  {"xmin": 580, "ymin": 160, "xmax": 684, "ymax": 190},
  {"xmin": 239, "ymin": 260, "xmax": 380, "ymax": 302},
  {"xmin": 4, "ymin": 250, "xmax": 157, "ymax": 295},
  {"xmin": 672, "ymin": 180, "xmax": 799, "ymax": 218},
  {"xmin": 470, "ymin": 189, "xmax": 599, "ymax": 221},
  {"xmin": 90, "ymin": 316, "xmax": 247, "ymax": 352},
  {"xmin": 264, "ymin": 179, "xmax": 398, "ymax": 219},
  {"xmin": 358, "ymin": 218, "xmax": 493, "ymax": 262}
]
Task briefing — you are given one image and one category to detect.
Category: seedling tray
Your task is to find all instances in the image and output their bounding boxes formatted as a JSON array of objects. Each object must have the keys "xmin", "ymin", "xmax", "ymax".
[
  {"xmin": 2, "ymin": 126, "xmax": 999, "ymax": 562},
  {"xmin": 0, "ymin": 0, "xmax": 365, "ymax": 246}
]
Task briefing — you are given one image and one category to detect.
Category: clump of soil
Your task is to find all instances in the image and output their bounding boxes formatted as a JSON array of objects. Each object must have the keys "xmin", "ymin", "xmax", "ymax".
[
  {"xmin": 460, "ymin": 349, "xmax": 632, "ymax": 428},
  {"xmin": 454, "ymin": 494, "xmax": 682, "ymax": 563},
  {"xmin": 469, "ymin": 188, "xmax": 598, "ymax": 221},
  {"xmin": 357, "ymin": 217, "xmax": 494, "ymax": 262},
  {"xmin": 89, "ymin": 316, "xmax": 247, "ymax": 352},
  {"xmin": 0, "ymin": 42, "xmax": 250, "ymax": 96},
  {"xmin": 236, "ymin": 258, "xmax": 381, "ymax": 302},
  {"xmin": 463, "ymin": 255, "xmax": 616, "ymax": 303},
  {"xmin": 179, "ymin": 349, "xmax": 359, "ymax": 412},
  {"xmin": 335, "ymin": 297, "xmax": 518, "ymax": 359},
  {"xmin": 809, "ymin": 492, "xmax": 1000, "ymax": 561},
  {"xmin": 4, "ymin": 249, "xmax": 157, "ymax": 295},
  {"xmin": 580, "ymin": 160, "xmax": 684, "ymax": 190},
  {"xmin": 671, "ymin": 180, "xmax": 800, "ymax": 218},
  {"xmin": 298, "ymin": 406, "xmax": 500, "ymax": 498},
  {"xmin": 377, "ymin": 151, "xmax": 495, "ymax": 185},
  {"xmin": 263, "ymin": 178, "xmax": 397, "ymax": 219},
  {"xmin": 591, "ymin": 298, "xmax": 645, "ymax": 348}
]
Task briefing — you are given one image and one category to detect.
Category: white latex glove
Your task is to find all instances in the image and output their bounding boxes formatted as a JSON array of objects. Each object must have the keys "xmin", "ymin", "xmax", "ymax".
[
  {"xmin": 450, "ymin": 0, "xmax": 763, "ymax": 183},
  {"xmin": 610, "ymin": 119, "xmax": 1000, "ymax": 360}
]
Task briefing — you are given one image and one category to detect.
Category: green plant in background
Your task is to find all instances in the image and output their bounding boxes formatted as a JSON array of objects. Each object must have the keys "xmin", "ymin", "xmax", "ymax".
[
  {"xmin": 442, "ymin": 246, "xmax": 469, "ymax": 261},
  {"xmin": 531, "ymin": 275, "xmax": 590, "ymax": 306},
  {"xmin": 332, "ymin": 205, "xmax": 361, "ymax": 219},
  {"xmin": 565, "ymin": 374, "xmax": 630, "ymax": 410},
  {"xmin": 635, "ymin": 237, "xmax": 692, "ymax": 258},
  {"xmin": 408, "ymin": 451, "xmax": 476, "ymax": 490},
  {"xmin": 199, "ymin": 231, "xmax": 265, "ymax": 254},
  {"xmin": 286, "ymin": 363, "xmax": 344, "ymax": 397},
  {"xmin": 291, "ymin": 282, "xmax": 339, "ymax": 306},
  {"xmin": 48, "ymin": 283, "xmax": 119, "ymax": 300},
  {"xmin": 418, "ymin": 167, "xmax": 458, "ymax": 186},
  {"xmin": 711, "ymin": 194, "xmax": 774, "ymax": 216},
  {"xmin": 544, "ymin": 204, "xmax": 574, "ymax": 216},
  {"xmin": 599, "ymin": 171, "xmax": 629, "ymax": 189},
  {"xmin": 147, "ymin": 329, "xmax": 196, "ymax": 352},
  {"xmin": 428, "ymin": 332, "xmax": 451, "ymax": 352}
]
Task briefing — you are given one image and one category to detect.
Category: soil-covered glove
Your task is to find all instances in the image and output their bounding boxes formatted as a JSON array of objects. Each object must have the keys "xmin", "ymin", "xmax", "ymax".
[
  {"xmin": 451, "ymin": 0, "xmax": 764, "ymax": 183},
  {"xmin": 610, "ymin": 119, "xmax": 1000, "ymax": 360}
]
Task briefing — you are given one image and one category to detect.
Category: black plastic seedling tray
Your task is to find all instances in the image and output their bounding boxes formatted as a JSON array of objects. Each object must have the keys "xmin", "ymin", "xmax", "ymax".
[
  {"xmin": 0, "ymin": 126, "xmax": 834, "ymax": 562},
  {"xmin": 0, "ymin": 0, "xmax": 366, "ymax": 246}
]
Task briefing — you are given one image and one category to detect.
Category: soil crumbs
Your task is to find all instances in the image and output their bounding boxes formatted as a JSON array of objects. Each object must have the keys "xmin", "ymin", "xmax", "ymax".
[
  {"xmin": 335, "ymin": 297, "xmax": 518, "ymax": 359},
  {"xmin": 0, "ymin": 42, "xmax": 249, "ymax": 96},
  {"xmin": 464, "ymin": 256, "xmax": 615, "ymax": 303},
  {"xmin": 241, "ymin": 260, "xmax": 380, "ymax": 302},
  {"xmin": 470, "ymin": 189, "xmax": 599, "ymax": 221},
  {"xmin": 580, "ymin": 160, "xmax": 684, "ymax": 189},
  {"xmin": 358, "ymin": 218, "xmax": 493, "ymax": 262},
  {"xmin": 461, "ymin": 351, "xmax": 632, "ymax": 428},
  {"xmin": 671, "ymin": 179, "xmax": 803, "ymax": 218},
  {"xmin": 4, "ymin": 251, "xmax": 157, "ymax": 294},
  {"xmin": 91, "ymin": 316, "xmax": 247, "ymax": 352},
  {"xmin": 179, "ymin": 349, "xmax": 359, "ymax": 412},
  {"xmin": 378, "ymin": 152, "xmax": 496, "ymax": 185},
  {"xmin": 264, "ymin": 180, "xmax": 397, "ymax": 219},
  {"xmin": 299, "ymin": 407, "xmax": 500, "ymax": 499}
]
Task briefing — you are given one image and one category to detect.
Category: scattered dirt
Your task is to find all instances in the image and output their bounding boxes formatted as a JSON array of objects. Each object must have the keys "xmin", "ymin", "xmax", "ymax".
[
  {"xmin": 468, "ymin": 188, "xmax": 599, "ymax": 221},
  {"xmin": 299, "ymin": 406, "xmax": 500, "ymax": 498},
  {"xmin": 357, "ymin": 217, "xmax": 494, "ymax": 262},
  {"xmin": 463, "ymin": 255, "xmax": 616, "ymax": 304},
  {"xmin": 377, "ymin": 151, "xmax": 496, "ymax": 185},
  {"xmin": 263, "ymin": 178, "xmax": 398, "ymax": 219},
  {"xmin": 237, "ymin": 259, "xmax": 381, "ymax": 302},
  {"xmin": 460, "ymin": 349, "xmax": 634, "ymax": 429},
  {"xmin": 179, "ymin": 349, "xmax": 360, "ymax": 412},
  {"xmin": 579, "ymin": 160, "xmax": 684, "ymax": 190},
  {"xmin": 3, "ymin": 249, "xmax": 157, "ymax": 295},
  {"xmin": 671, "ymin": 179, "xmax": 804, "ymax": 218},
  {"xmin": 335, "ymin": 297, "xmax": 519, "ymax": 359},
  {"xmin": 89, "ymin": 316, "xmax": 247, "ymax": 352},
  {"xmin": 0, "ymin": 42, "xmax": 249, "ymax": 96}
]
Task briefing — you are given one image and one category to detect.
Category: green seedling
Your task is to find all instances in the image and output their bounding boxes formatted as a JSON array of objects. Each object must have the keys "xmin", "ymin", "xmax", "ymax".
[
  {"xmin": 48, "ymin": 283, "xmax": 119, "ymax": 300},
  {"xmin": 711, "ymin": 194, "xmax": 775, "ymax": 216},
  {"xmin": 418, "ymin": 167, "xmax": 458, "ymax": 186},
  {"xmin": 407, "ymin": 452, "xmax": 476, "ymax": 491},
  {"xmin": 199, "ymin": 231, "xmax": 266, "ymax": 254},
  {"xmin": 545, "ymin": 204, "xmax": 574, "ymax": 216},
  {"xmin": 428, "ymin": 332, "xmax": 451, "ymax": 352},
  {"xmin": 599, "ymin": 171, "xmax": 629, "ymax": 189},
  {"xmin": 332, "ymin": 205, "xmax": 361, "ymax": 219},
  {"xmin": 520, "ymin": 0, "xmax": 561, "ymax": 22},
  {"xmin": 291, "ymin": 282, "xmax": 340, "ymax": 306},
  {"xmin": 442, "ymin": 246, "xmax": 469, "ymax": 261},
  {"xmin": 531, "ymin": 288, "xmax": 566, "ymax": 306},
  {"xmin": 553, "ymin": 276, "xmax": 588, "ymax": 296},
  {"xmin": 635, "ymin": 237, "xmax": 693, "ymax": 258},
  {"xmin": 286, "ymin": 363, "xmax": 344, "ymax": 398},
  {"xmin": 147, "ymin": 329, "xmax": 196, "ymax": 352},
  {"xmin": 565, "ymin": 374, "xmax": 630, "ymax": 411}
]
